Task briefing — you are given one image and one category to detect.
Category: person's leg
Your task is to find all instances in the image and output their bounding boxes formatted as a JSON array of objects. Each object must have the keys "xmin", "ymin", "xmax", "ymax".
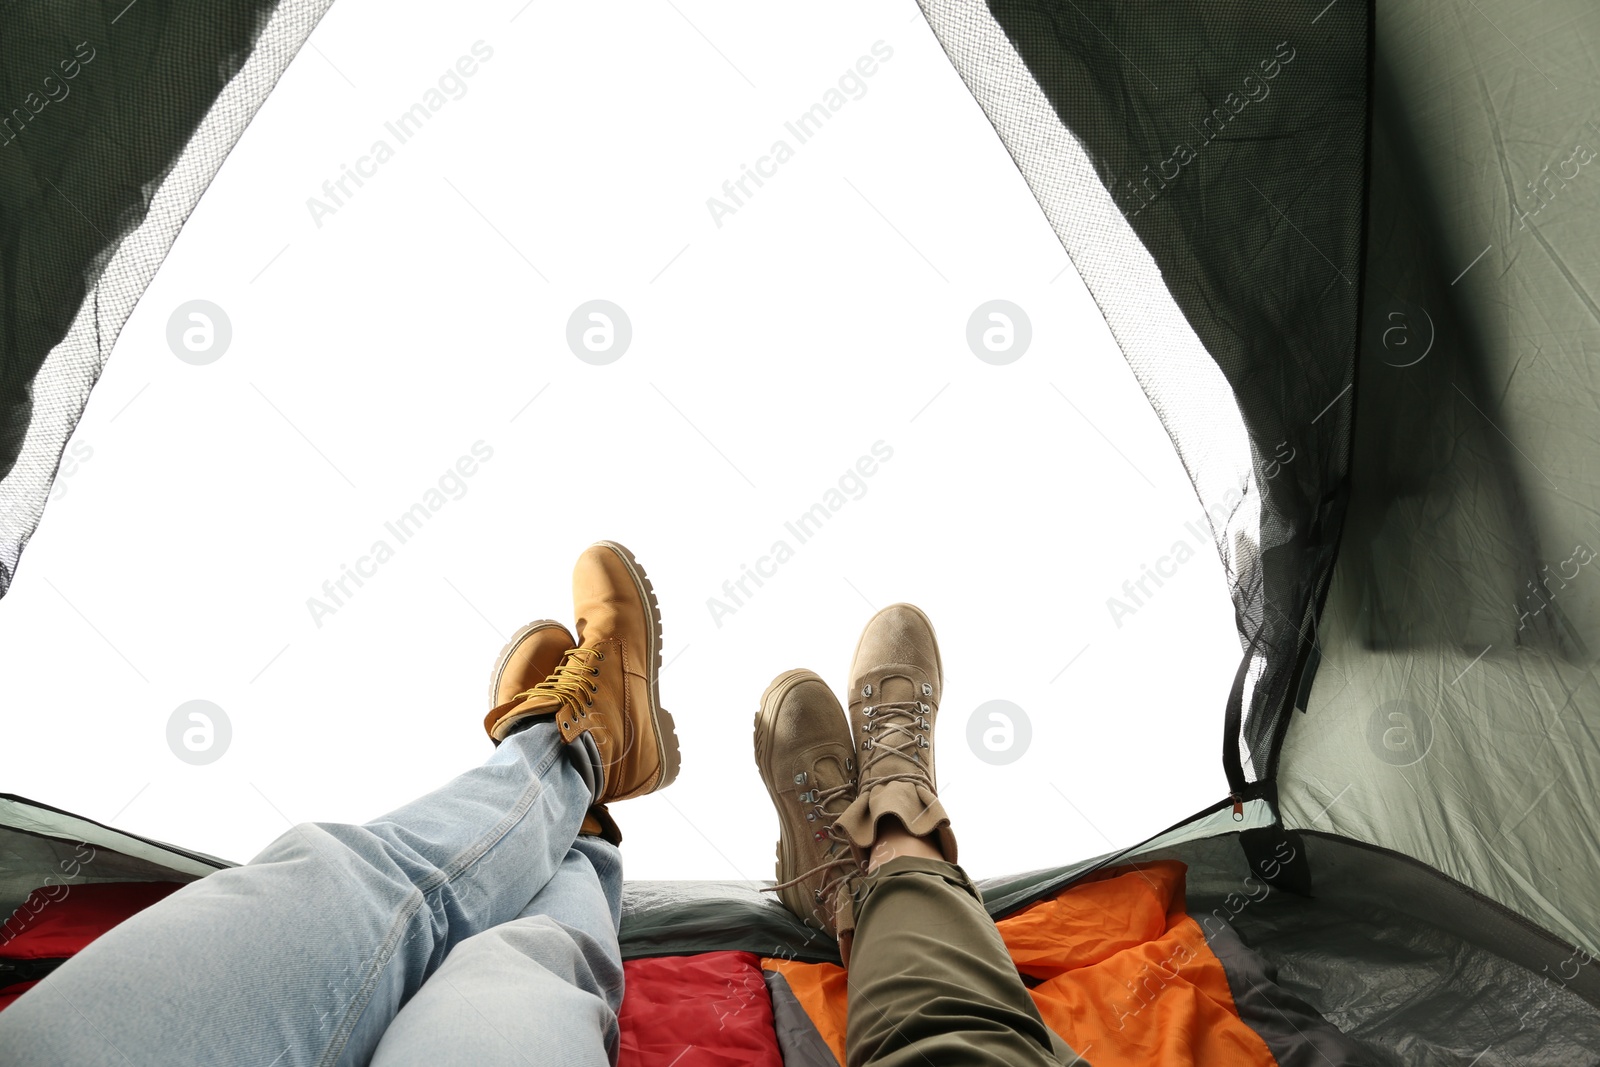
[
  {"xmin": 0, "ymin": 719, "xmax": 596, "ymax": 1067},
  {"xmin": 370, "ymin": 540, "xmax": 676, "ymax": 1067},
  {"xmin": 1, "ymin": 541, "xmax": 676, "ymax": 1067},
  {"xmin": 846, "ymin": 830, "xmax": 1086, "ymax": 1067},
  {"xmin": 831, "ymin": 604, "xmax": 1089, "ymax": 1067},
  {"xmin": 369, "ymin": 834, "xmax": 624, "ymax": 1067}
]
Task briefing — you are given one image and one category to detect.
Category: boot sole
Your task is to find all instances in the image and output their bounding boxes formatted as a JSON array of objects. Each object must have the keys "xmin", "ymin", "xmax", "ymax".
[
  {"xmin": 595, "ymin": 540, "xmax": 681, "ymax": 793},
  {"xmin": 753, "ymin": 669, "xmax": 838, "ymax": 930},
  {"xmin": 485, "ymin": 618, "xmax": 573, "ymax": 709}
]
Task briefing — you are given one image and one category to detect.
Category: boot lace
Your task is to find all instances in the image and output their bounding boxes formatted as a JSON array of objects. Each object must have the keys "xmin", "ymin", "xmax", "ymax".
[
  {"xmin": 764, "ymin": 776, "xmax": 860, "ymax": 916},
  {"xmin": 857, "ymin": 698, "xmax": 933, "ymax": 790},
  {"xmin": 514, "ymin": 647, "xmax": 604, "ymax": 717}
]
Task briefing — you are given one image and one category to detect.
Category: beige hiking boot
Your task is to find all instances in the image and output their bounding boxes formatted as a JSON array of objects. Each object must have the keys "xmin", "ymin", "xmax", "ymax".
[
  {"xmin": 485, "ymin": 541, "xmax": 682, "ymax": 808},
  {"xmin": 486, "ymin": 619, "xmax": 575, "ymax": 715},
  {"xmin": 835, "ymin": 603, "xmax": 957, "ymax": 863},
  {"xmin": 754, "ymin": 670, "xmax": 862, "ymax": 945},
  {"xmin": 483, "ymin": 617, "xmax": 623, "ymax": 843}
]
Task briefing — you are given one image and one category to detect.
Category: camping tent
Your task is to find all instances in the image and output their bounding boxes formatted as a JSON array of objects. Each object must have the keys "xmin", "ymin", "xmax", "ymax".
[{"xmin": 4, "ymin": 0, "xmax": 1599, "ymax": 1062}]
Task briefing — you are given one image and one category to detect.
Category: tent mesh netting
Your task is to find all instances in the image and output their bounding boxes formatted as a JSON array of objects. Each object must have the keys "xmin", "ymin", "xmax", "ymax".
[
  {"xmin": 918, "ymin": 0, "xmax": 1369, "ymax": 791},
  {"xmin": 0, "ymin": 0, "xmax": 332, "ymax": 593}
]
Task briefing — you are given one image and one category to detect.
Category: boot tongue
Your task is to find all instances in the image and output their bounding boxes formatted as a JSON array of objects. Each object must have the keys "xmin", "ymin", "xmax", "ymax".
[
  {"xmin": 486, "ymin": 688, "xmax": 565, "ymax": 743},
  {"xmin": 873, "ymin": 670, "xmax": 921, "ymax": 705},
  {"xmin": 867, "ymin": 671, "xmax": 929, "ymax": 781}
]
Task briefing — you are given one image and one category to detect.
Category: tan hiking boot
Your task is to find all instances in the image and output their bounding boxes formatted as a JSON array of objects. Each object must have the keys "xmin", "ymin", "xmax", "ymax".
[
  {"xmin": 835, "ymin": 603, "xmax": 958, "ymax": 863},
  {"xmin": 754, "ymin": 670, "xmax": 862, "ymax": 946},
  {"xmin": 485, "ymin": 541, "xmax": 682, "ymax": 806},
  {"xmin": 485, "ymin": 618, "xmax": 575, "ymax": 716},
  {"xmin": 483, "ymin": 618, "xmax": 623, "ymax": 843}
]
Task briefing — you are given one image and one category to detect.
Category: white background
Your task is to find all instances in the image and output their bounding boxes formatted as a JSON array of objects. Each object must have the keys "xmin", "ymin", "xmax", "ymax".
[{"xmin": 0, "ymin": 0, "xmax": 1240, "ymax": 882}]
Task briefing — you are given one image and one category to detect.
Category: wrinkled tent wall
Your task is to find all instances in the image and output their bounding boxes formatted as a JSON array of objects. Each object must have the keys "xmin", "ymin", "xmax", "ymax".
[
  {"xmin": 919, "ymin": 0, "xmax": 1600, "ymax": 963},
  {"xmin": 915, "ymin": 0, "xmax": 1369, "ymax": 795},
  {"xmin": 1280, "ymin": 0, "xmax": 1600, "ymax": 957},
  {"xmin": 0, "ymin": 0, "xmax": 334, "ymax": 595},
  {"xmin": 0, "ymin": 795, "xmax": 229, "ymax": 920}
]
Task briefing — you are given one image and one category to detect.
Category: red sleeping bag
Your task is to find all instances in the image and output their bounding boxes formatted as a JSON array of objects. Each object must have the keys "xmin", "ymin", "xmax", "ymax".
[
  {"xmin": 0, "ymin": 882, "xmax": 184, "ymax": 1010},
  {"xmin": 0, "ymin": 884, "xmax": 788, "ymax": 1064},
  {"xmin": 617, "ymin": 951, "xmax": 785, "ymax": 1066},
  {"xmin": 0, "ymin": 883, "xmax": 788, "ymax": 1064}
]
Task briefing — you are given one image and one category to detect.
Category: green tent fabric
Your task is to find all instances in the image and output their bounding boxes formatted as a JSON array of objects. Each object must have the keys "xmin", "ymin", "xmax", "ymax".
[
  {"xmin": 1278, "ymin": 0, "xmax": 1600, "ymax": 962},
  {"xmin": 3, "ymin": 0, "xmax": 1598, "ymax": 1061},
  {"xmin": 914, "ymin": 0, "xmax": 1600, "ymax": 978}
]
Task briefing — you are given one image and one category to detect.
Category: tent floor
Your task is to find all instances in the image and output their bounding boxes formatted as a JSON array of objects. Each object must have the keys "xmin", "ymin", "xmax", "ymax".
[
  {"xmin": 1151, "ymin": 833, "xmax": 1600, "ymax": 1066},
  {"xmin": 618, "ymin": 829, "xmax": 1600, "ymax": 1064}
]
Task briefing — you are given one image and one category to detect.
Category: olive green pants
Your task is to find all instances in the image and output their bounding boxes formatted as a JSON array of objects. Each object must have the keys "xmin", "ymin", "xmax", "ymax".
[{"xmin": 845, "ymin": 857, "xmax": 1090, "ymax": 1067}]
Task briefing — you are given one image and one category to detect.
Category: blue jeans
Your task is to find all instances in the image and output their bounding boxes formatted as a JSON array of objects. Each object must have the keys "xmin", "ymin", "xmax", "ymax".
[{"xmin": 0, "ymin": 721, "xmax": 623, "ymax": 1067}]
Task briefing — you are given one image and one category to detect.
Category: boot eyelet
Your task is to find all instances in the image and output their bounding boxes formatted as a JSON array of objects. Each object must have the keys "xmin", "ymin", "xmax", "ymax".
[
  {"xmin": 585, "ymin": 699, "xmax": 593, "ymax": 708},
  {"xmin": 794, "ymin": 772, "xmax": 808, "ymax": 785},
  {"xmin": 917, "ymin": 735, "xmax": 930, "ymax": 748},
  {"xmin": 921, "ymin": 682, "xmax": 932, "ymax": 696},
  {"xmin": 806, "ymin": 812, "xmax": 817, "ymax": 821},
  {"xmin": 862, "ymin": 684, "xmax": 872, "ymax": 697},
  {"xmin": 863, "ymin": 706, "xmax": 875, "ymax": 717}
]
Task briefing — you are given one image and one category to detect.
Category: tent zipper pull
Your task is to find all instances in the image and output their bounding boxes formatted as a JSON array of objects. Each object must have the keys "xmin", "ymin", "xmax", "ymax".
[{"xmin": 1230, "ymin": 794, "xmax": 1245, "ymax": 821}]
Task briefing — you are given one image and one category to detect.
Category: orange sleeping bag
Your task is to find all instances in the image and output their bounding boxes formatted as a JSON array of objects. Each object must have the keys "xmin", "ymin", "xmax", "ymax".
[{"xmin": 761, "ymin": 861, "xmax": 1358, "ymax": 1066}]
